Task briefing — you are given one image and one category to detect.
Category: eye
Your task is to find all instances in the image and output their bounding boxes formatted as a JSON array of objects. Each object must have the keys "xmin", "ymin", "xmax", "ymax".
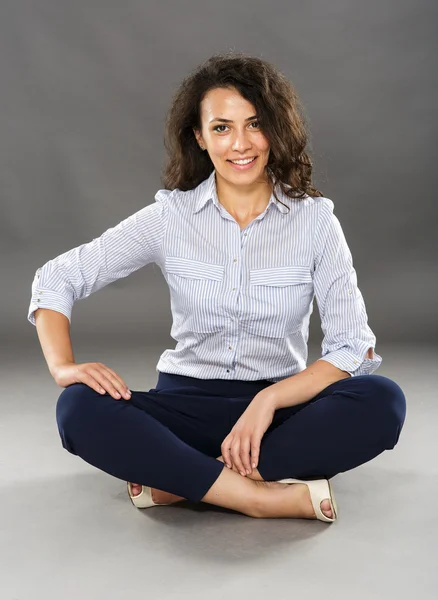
[{"xmin": 212, "ymin": 121, "xmax": 260, "ymax": 133}]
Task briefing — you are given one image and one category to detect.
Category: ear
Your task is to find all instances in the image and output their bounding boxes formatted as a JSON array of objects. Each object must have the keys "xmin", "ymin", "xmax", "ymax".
[{"xmin": 193, "ymin": 128, "xmax": 204, "ymax": 147}]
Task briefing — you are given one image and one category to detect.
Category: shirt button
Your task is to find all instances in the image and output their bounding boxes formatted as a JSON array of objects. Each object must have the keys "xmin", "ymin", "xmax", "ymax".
[
  {"xmin": 226, "ymin": 369, "xmax": 230, "ymax": 373},
  {"xmin": 232, "ymin": 288, "xmax": 236, "ymax": 291},
  {"xmin": 229, "ymin": 346, "xmax": 232, "ymax": 350},
  {"xmin": 244, "ymin": 233, "xmax": 247, "ymax": 236},
  {"xmin": 233, "ymin": 258, "xmax": 237, "ymax": 262},
  {"xmin": 37, "ymin": 299, "xmax": 40, "ymax": 302}
]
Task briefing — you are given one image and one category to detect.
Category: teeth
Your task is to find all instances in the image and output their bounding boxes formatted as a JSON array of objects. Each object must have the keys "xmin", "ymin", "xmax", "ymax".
[{"xmin": 231, "ymin": 158, "xmax": 255, "ymax": 165}]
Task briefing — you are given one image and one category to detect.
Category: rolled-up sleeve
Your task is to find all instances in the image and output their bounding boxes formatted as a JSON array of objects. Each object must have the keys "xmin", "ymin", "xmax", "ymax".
[
  {"xmin": 312, "ymin": 198, "xmax": 382, "ymax": 377},
  {"xmin": 27, "ymin": 189, "xmax": 170, "ymax": 326}
]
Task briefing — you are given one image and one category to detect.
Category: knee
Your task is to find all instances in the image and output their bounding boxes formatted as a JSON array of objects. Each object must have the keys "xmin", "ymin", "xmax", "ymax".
[
  {"xmin": 55, "ymin": 383, "xmax": 94, "ymax": 451},
  {"xmin": 366, "ymin": 375, "xmax": 407, "ymax": 447},
  {"xmin": 56, "ymin": 383, "xmax": 93, "ymax": 427}
]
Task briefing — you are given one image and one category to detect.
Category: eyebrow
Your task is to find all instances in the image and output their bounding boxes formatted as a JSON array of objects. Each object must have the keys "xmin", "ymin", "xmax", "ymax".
[{"xmin": 209, "ymin": 115, "xmax": 258, "ymax": 123}]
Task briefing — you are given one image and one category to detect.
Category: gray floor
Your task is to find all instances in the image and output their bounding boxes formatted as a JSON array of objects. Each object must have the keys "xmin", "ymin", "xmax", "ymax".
[{"xmin": 1, "ymin": 340, "xmax": 436, "ymax": 599}]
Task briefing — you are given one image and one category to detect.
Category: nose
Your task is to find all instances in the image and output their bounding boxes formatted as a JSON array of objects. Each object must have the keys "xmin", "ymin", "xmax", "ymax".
[{"xmin": 231, "ymin": 129, "xmax": 252, "ymax": 153}]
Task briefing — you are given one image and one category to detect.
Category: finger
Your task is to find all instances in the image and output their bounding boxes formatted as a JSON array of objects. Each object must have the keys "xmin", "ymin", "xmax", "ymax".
[
  {"xmin": 81, "ymin": 372, "xmax": 108, "ymax": 396},
  {"xmin": 240, "ymin": 437, "xmax": 252, "ymax": 473},
  {"xmin": 99, "ymin": 366, "xmax": 131, "ymax": 399},
  {"xmin": 89, "ymin": 368, "xmax": 123, "ymax": 400},
  {"xmin": 221, "ymin": 440, "xmax": 232, "ymax": 468},
  {"xmin": 250, "ymin": 439, "xmax": 260, "ymax": 470},
  {"xmin": 99, "ymin": 365, "xmax": 131, "ymax": 398},
  {"xmin": 230, "ymin": 463, "xmax": 240, "ymax": 474},
  {"xmin": 231, "ymin": 439, "xmax": 246, "ymax": 476}
]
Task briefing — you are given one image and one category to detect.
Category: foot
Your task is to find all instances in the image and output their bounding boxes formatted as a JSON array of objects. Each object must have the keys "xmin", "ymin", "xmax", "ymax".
[
  {"xmin": 129, "ymin": 483, "xmax": 185, "ymax": 505},
  {"xmin": 253, "ymin": 480, "xmax": 334, "ymax": 520}
]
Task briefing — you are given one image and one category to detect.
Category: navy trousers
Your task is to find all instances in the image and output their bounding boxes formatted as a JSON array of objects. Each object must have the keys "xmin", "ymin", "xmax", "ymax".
[{"xmin": 56, "ymin": 371, "xmax": 406, "ymax": 503}]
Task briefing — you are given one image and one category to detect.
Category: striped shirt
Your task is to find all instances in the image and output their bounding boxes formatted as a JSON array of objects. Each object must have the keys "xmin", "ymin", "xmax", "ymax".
[{"xmin": 28, "ymin": 169, "xmax": 382, "ymax": 382}]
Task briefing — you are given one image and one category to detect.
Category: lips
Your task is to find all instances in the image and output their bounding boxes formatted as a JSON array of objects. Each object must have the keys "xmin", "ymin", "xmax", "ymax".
[{"xmin": 228, "ymin": 157, "xmax": 257, "ymax": 164}]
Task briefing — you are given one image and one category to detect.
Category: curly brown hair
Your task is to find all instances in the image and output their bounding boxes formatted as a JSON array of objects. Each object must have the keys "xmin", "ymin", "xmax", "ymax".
[{"xmin": 162, "ymin": 52, "xmax": 323, "ymax": 208}]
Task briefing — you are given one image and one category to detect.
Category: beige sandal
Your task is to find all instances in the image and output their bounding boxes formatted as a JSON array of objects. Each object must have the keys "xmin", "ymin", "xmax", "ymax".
[
  {"xmin": 276, "ymin": 477, "xmax": 338, "ymax": 522},
  {"xmin": 127, "ymin": 482, "xmax": 173, "ymax": 509}
]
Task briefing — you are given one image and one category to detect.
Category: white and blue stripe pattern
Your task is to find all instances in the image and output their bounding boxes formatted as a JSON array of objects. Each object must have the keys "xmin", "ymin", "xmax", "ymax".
[{"xmin": 28, "ymin": 169, "xmax": 382, "ymax": 382}]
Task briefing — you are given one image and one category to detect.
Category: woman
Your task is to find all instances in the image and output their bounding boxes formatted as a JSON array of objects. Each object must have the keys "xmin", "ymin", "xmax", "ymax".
[{"xmin": 28, "ymin": 53, "xmax": 406, "ymax": 522}]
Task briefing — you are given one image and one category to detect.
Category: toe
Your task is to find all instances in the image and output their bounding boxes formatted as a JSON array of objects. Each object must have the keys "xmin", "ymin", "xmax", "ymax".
[
  {"xmin": 130, "ymin": 483, "xmax": 142, "ymax": 497},
  {"xmin": 320, "ymin": 499, "xmax": 333, "ymax": 519}
]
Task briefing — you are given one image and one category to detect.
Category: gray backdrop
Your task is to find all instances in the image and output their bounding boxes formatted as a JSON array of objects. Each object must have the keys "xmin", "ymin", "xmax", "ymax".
[{"xmin": 2, "ymin": 0, "xmax": 437, "ymax": 349}]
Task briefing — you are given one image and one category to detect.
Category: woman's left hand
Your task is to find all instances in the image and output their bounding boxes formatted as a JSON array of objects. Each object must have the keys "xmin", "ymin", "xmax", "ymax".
[{"xmin": 221, "ymin": 391, "xmax": 276, "ymax": 476}]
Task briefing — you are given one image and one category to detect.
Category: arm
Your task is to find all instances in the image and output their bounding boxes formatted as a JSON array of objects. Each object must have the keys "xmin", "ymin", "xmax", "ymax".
[
  {"xmin": 28, "ymin": 189, "xmax": 169, "ymax": 326},
  {"xmin": 34, "ymin": 302, "xmax": 131, "ymax": 400},
  {"xmin": 262, "ymin": 358, "xmax": 351, "ymax": 410},
  {"xmin": 312, "ymin": 197, "xmax": 382, "ymax": 376},
  {"xmin": 34, "ymin": 308, "xmax": 75, "ymax": 378},
  {"xmin": 263, "ymin": 198, "xmax": 381, "ymax": 410}
]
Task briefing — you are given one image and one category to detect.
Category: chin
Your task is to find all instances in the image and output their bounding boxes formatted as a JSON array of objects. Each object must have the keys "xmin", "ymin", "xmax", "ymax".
[{"xmin": 231, "ymin": 169, "xmax": 268, "ymax": 183}]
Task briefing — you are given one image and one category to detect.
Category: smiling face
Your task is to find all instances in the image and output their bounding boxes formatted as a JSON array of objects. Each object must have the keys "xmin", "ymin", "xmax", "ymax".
[{"xmin": 193, "ymin": 87, "xmax": 271, "ymax": 188}]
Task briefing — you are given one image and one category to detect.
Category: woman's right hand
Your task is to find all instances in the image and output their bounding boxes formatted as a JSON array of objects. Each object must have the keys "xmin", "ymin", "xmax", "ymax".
[{"xmin": 52, "ymin": 362, "xmax": 132, "ymax": 400}]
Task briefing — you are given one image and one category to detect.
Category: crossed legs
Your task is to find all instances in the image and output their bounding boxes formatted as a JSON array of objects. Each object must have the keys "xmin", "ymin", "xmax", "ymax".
[{"xmin": 57, "ymin": 375, "xmax": 405, "ymax": 519}]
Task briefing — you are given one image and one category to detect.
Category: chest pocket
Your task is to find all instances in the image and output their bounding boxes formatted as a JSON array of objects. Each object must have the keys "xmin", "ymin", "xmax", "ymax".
[
  {"xmin": 165, "ymin": 256, "xmax": 225, "ymax": 333},
  {"xmin": 241, "ymin": 265, "xmax": 314, "ymax": 338}
]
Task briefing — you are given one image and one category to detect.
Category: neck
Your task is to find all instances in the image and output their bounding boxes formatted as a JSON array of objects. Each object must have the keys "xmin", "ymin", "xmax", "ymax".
[{"xmin": 215, "ymin": 171, "xmax": 273, "ymax": 217}]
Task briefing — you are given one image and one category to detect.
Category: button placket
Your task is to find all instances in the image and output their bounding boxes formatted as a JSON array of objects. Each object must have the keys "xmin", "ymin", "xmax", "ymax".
[{"xmin": 226, "ymin": 236, "xmax": 242, "ymax": 374}]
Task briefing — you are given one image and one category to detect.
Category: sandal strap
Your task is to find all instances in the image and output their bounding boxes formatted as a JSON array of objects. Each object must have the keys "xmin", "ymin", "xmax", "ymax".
[{"xmin": 277, "ymin": 478, "xmax": 337, "ymax": 522}]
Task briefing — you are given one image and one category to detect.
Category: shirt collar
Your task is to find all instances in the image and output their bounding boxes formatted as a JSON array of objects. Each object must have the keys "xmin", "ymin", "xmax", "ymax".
[{"xmin": 193, "ymin": 169, "xmax": 289, "ymax": 215}]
